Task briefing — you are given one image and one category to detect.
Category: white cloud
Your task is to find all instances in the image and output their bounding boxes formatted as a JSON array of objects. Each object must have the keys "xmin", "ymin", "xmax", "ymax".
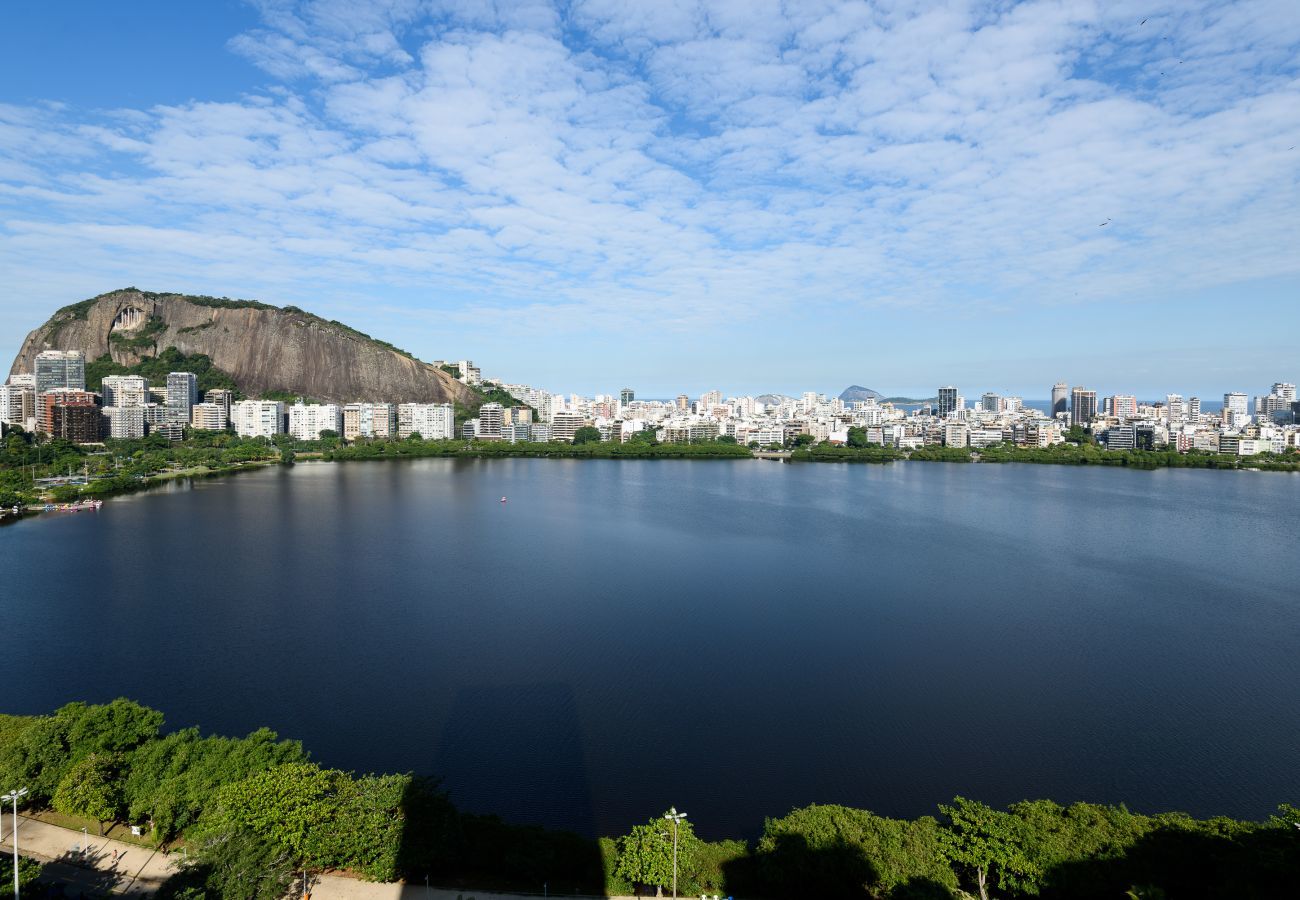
[{"xmin": 2, "ymin": 0, "xmax": 1298, "ymax": 388}]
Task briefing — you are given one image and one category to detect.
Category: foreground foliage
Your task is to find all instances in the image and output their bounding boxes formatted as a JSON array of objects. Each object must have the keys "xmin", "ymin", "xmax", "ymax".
[{"xmin": 2, "ymin": 703, "xmax": 1298, "ymax": 898}]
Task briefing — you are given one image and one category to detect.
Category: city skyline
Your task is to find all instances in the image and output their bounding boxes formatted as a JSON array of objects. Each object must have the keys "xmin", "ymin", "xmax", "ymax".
[{"xmin": 2, "ymin": 0, "xmax": 1299, "ymax": 396}]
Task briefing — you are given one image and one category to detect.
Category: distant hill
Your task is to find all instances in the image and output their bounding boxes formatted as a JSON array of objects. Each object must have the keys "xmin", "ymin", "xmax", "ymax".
[
  {"xmin": 10, "ymin": 288, "xmax": 479, "ymax": 407},
  {"xmin": 755, "ymin": 393, "xmax": 794, "ymax": 406},
  {"xmin": 838, "ymin": 385, "xmax": 884, "ymax": 403}
]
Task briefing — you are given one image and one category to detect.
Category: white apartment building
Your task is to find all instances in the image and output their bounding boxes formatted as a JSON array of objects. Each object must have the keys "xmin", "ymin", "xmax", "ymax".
[
  {"xmin": 101, "ymin": 375, "xmax": 149, "ymax": 408},
  {"xmin": 397, "ymin": 403, "xmax": 455, "ymax": 440},
  {"xmin": 477, "ymin": 402, "xmax": 504, "ymax": 440},
  {"xmin": 191, "ymin": 402, "xmax": 229, "ymax": 431},
  {"xmin": 231, "ymin": 400, "xmax": 285, "ymax": 438},
  {"xmin": 1223, "ymin": 392, "xmax": 1249, "ymax": 428},
  {"xmin": 288, "ymin": 403, "xmax": 342, "ymax": 440},
  {"xmin": 103, "ymin": 405, "xmax": 146, "ymax": 440},
  {"xmin": 0, "ymin": 382, "xmax": 35, "ymax": 428},
  {"xmin": 455, "ymin": 360, "xmax": 482, "ymax": 386}
]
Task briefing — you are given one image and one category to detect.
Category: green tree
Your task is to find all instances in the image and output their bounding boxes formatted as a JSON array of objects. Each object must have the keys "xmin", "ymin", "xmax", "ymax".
[
  {"xmin": 939, "ymin": 797, "xmax": 1036, "ymax": 900},
  {"xmin": 790, "ymin": 433, "xmax": 816, "ymax": 448},
  {"xmin": 757, "ymin": 804, "xmax": 957, "ymax": 898},
  {"xmin": 572, "ymin": 426, "xmax": 602, "ymax": 445},
  {"xmin": 53, "ymin": 751, "xmax": 124, "ymax": 834},
  {"xmin": 846, "ymin": 426, "xmax": 870, "ymax": 448},
  {"xmin": 179, "ymin": 825, "xmax": 296, "ymax": 900},
  {"xmin": 0, "ymin": 855, "xmax": 42, "ymax": 897},
  {"xmin": 615, "ymin": 814, "xmax": 702, "ymax": 895}
]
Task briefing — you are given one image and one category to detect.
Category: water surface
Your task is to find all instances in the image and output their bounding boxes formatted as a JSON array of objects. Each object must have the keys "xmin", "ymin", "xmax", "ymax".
[{"xmin": 4, "ymin": 459, "xmax": 1299, "ymax": 838}]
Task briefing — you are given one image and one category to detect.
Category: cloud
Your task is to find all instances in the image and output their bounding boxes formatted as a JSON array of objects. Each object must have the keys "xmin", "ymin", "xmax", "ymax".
[{"xmin": 1, "ymin": 0, "xmax": 1298, "ymax": 385}]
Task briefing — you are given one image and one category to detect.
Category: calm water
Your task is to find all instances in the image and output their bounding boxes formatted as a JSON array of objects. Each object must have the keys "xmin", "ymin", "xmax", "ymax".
[{"xmin": 4, "ymin": 459, "xmax": 1299, "ymax": 839}]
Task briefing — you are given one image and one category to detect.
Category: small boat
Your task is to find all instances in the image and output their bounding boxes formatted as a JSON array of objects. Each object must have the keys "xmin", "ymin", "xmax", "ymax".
[{"xmin": 500, "ymin": 496, "xmax": 507, "ymax": 503}]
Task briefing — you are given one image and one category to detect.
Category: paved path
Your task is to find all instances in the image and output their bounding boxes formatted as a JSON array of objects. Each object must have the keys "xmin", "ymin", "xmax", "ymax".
[
  {"xmin": 2, "ymin": 815, "xmax": 660, "ymax": 900},
  {"xmin": 0, "ymin": 814, "xmax": 176, "ymax": 896}
]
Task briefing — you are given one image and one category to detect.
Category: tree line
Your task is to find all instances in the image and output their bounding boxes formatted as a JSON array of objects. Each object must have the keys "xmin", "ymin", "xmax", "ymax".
[{"xmin": 2, "ymin": 701, "xmax": 1297, "ymax": 899}]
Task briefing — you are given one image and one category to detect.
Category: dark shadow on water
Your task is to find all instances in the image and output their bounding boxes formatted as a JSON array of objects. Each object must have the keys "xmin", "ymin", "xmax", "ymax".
[
  {"xmin": 432, "ymin": 683, "xmax": 598, "ymax": 836},
  {"xmin": 396, "ymin": 682, "xmax": 606, "ymax": 894}
]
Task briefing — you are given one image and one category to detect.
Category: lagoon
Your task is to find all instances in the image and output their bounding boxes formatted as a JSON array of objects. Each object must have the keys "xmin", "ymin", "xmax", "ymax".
[{"xmin": 3, "ymin": 459, "xmax": 1298, "ymax": 838}]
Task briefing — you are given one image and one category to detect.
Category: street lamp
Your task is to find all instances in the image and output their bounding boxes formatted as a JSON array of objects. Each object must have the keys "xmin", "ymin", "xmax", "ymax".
[
  {"xmin": 663, "ymin": 807, "xmax": 687, "ymax": 900},
  {"xmin": 2, "ymin": 788, "xmax": 30, "ymax": 899}
]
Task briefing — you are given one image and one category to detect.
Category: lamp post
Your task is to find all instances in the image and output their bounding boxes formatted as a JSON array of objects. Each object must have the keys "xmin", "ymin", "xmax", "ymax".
[
  {"xmin": 3, "ymin": 788, "xmax": 30, "ymax": 899},
  {"xmin": 663, "ymin": 807, "xmax": 687, "ymax": 900}
]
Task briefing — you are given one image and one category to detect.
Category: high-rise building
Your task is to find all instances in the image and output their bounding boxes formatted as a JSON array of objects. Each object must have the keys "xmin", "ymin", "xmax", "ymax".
[
  {"xmin": 1070, "ymin": 387, "xmax": 1097, "ymax": 426},
  {"xmin": 620, "ymin": 388, "xmax": 635, "ymax": 406},
  {"xmin": 477, "ymin": 403, "xmax": 504, "ymax": 440},
  {"xmin": 166, "ymin": 372, "xmax": 198, "ymax": 422},
  {"xmin": 0, "ymin": 382, "xmax": 35, "ymax": 428},
  {"xmin": 552, "ymin": 412, "xmax": 586, "ymax": 442},
  {"xmin": 35, "ymin": 350, "xmax": 86, "ymax": 394},
  {"xmin": 40, "ymin": 390, "xmax": 101, "ymax": 442},
  {"xmin": 231, "ymin": 400, "xmax": 285, "ymax": 438},
  {"xmin": 1051, "ymin": 382, "xmax": 1070, "ymax": 418},
  {"xmin": 1109, "ymin": 395, "xmax": 1138, "ymax": 420},
  {"xmin": 102, "ymin": 375, "xmax": 149, "ymax": 408},
  {"xmin": 288, "ymin": 403, "xmax": 342, "ymax": 440},
  {"xmin": 675, "ymin": 394, "xmax": 689, "ymax": 411},
  {"xmin": 342, "ymin": 403, "xmax": 397, "ymax": 441},
  {"xmin": 397, "ymin": 403, "xmax": 455, "ymax": 440},
  {"xmin": 1165, "ymin": 394, "xmax": 1184, "ymax": 424},
  {"xmin": 1223, "ymin": 392, "xmax": 1249, "ymax": 427},
  {"xmin": 1188, "ymin": 396, "xmax": 1201, "ymax": 419},
  {"xmin": 190, "ymin": 403, "xmax": 228, "ymax": 431},
  {"xmin": 980, "ymin": 392, "xmax": 1002, "ymax": 413},
  {"xmin": 104, "ymin": 405, "xmax": 146, "ymax": 439},
  {"xmin": 204, "ymin": 388, "xmax": 234, "ymax": 419},
  {"xmin": 937, "ymin": 386, "xmax": 959, "ymax": 417},
  {"xmin": 1272, "ymin": 382, "xmax": 1296, "ymax": 402}
]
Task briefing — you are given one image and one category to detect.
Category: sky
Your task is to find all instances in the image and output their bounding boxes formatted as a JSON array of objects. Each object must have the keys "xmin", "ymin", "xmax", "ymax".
[{"xmin": 1, "ymin": 0, "xmax": 1298, "ymax": 399}]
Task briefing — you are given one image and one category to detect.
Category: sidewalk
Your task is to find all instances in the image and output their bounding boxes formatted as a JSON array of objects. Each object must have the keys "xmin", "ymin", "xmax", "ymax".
[
  {"xmin": 0, "ymin": 815, "xmax": 176, "ymax": 897},
  {"xmin": 2, "ymin": 815, "xmax": 650, "ymax": 900}
]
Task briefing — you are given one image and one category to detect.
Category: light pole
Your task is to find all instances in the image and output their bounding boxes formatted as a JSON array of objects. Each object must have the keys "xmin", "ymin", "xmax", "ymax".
[
  {"xmin": 663, "ymin": 807, "xmax": 687, "ymax": 900},
  {"xmin": 3, "ymin": 788, "xmax": 30, "ymax": 899}
]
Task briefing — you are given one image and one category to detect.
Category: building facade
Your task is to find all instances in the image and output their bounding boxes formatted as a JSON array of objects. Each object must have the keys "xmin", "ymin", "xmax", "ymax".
[
  {"xmin": 288, "ymin": 403, "xmax": 342, "ymax": 440},
  {"xmin": 396, "ymin": 403, "xmax": 455, "ymax": 440},
  {"xmin": 231, "ymin": 400, "xmax": 285, "ymax": 438},
  {"xmin": 35, "ymin": 350, "xmax": 86, "ymax": 395}
]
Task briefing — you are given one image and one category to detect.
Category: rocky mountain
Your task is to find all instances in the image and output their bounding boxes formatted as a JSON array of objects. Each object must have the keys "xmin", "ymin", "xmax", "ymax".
[
  {"xmin": 838, "ymin": 385, "xmax": 884, "ymax": 403},
  {"xmin": 755, "ymin": 393, "xmax": 794, "ymax": 406},
  {"xmin": 9, "ymin": 288, "xmax": 479, "ymax": 407}
]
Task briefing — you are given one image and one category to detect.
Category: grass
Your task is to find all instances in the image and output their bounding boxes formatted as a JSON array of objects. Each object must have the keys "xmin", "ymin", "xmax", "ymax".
[{"xmin": 27, "ymin": 809, "xmax": 170, "ymax": 850}]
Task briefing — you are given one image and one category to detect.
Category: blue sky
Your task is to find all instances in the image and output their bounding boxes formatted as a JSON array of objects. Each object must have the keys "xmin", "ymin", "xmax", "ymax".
[{"xmin": 2, "ymin": 0, "xmax": 1298, "ymax": 398}]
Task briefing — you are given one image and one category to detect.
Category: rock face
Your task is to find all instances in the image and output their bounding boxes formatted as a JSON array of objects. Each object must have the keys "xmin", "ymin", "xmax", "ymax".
[
  {"xmin": 9, "ymin": 289, "xmax": 479, "ymax": 406},
  {"xmin": 838, "ymin": 385, "xmax": 884, "ymax": 403}
]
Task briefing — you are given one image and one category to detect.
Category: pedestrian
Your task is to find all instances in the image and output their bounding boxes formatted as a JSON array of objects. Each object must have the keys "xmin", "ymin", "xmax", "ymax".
[{"xmin": 112, "ymin": 848, "xmax": 118, "ymax": 862}]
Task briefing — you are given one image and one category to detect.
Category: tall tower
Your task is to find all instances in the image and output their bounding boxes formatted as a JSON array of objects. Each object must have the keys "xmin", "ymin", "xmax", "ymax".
[
  {"xmin": 34, "ymin": 350, "xmax": 86, "ymax": 394},
  {"xmin": 1051, "ymin": 382, "xmax": 1069, "ymax": 418},
  {"xmin": 619, "ymin": 388, "xmax": 634, "ymax": 406},
  {"xmin": 1070, "ymin": 387, "xmax": 1097, "ymax": 426},
  {"xmin": 937, "ymin": 386, "xmax": 959, "ymax": 417}
]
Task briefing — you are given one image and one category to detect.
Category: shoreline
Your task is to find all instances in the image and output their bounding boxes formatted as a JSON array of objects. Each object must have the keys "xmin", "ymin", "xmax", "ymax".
[{"xmin": 7, "ymin": 442, "xmax": 1297, "ymax": 521}]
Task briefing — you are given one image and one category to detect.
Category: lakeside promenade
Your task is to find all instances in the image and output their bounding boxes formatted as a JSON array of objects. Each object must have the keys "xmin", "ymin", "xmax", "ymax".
[{"xmin": 2, "ymin": 815, "xmax": 648, "ymax": 900}]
